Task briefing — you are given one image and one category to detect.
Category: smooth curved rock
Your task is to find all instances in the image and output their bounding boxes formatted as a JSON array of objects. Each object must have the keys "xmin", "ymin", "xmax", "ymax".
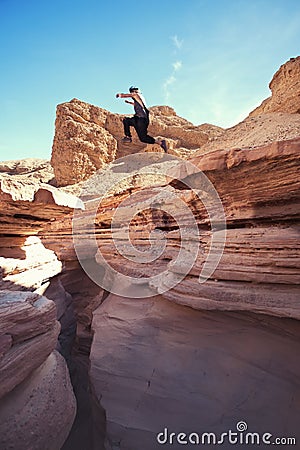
[
  {"xmin": 90, "ymin": 293, "xmax": 300, "ymax": 450},
  {"xmin": 0, "ymin": 350, "xmax": 76, "ymax": 450},
  {"xmin": 0, "ymin": 290, "xmax": 60, "ymax": 399}
]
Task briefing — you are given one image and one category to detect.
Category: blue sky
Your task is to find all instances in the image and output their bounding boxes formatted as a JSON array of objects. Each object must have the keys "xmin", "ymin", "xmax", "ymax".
[{"xmin": 0, "ymin": 0, "xmax": 299, "ymax": 160}]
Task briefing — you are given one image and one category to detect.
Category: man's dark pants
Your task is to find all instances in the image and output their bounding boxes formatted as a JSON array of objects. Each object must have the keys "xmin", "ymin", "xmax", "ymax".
[{"xmin": 123, "ymin": 116, "xmax": 155, "ymax": 144}]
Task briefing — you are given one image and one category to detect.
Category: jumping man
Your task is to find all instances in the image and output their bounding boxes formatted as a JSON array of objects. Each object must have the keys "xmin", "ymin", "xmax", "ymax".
[{"xmin": 115, "ymin": 86, "xmax": 167, "ymax": 152}]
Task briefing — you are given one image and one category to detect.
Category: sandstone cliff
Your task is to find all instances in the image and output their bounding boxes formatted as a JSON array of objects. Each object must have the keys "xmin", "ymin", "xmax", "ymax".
[
  {"xmin": 194, "ymin": 56, "xmax": 300, "ymax": 155},
  {"xmin": 0, "ymin": 175, "xmax": 81, "ymax": 449},
  {"xmin": 0, "ymin": 290, "xmax": 76, "ymax": 450},
  {"xmin": 1, "ymin": 57, "xmax": 300, "ymax": 450},
  {"xmin": 249, "ymin": 56, "xmax": 300, "ymax": 116},
  {"xmin": 0, "ymin": 167, "xmax": 105, "ymax": 449},
  {"xmin": 51, "ymin": 100, "xmax": 218, "ymax": 187}
]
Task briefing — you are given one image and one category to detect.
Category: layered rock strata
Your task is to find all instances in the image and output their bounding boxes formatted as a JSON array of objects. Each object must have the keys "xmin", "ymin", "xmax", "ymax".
[
  {"xmin": 0, "ymin": 291, "xmax": 76, "ymax": 450},
  {"xmin": 84, "ymin": 135, "xmax": 300, "ymax": 448},
  {"xmin": 0, "ymin": 57, "xmax": 299, "ymax": 449},
  {"xmin": 0, "ymin": 180, "xmax": 81, "ymax": 449},
  {"xmin": 2, "ymin": 137, "xmax": 299, "ymax": 450},
  {"xmin": 0, "ymin": 173, "xmax": 105, "ymax": 449},
  {"xmin": 68, "ymin": 138, "xmax": 300, "ymax": 320}
]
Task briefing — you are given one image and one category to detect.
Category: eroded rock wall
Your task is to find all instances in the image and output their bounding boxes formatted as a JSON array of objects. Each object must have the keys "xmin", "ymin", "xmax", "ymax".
[
  {"xmin": 90, "ymin": 292, "xmax": 300, "ymax": 450},
  {"xmin": 69, "ymin": 138, "xmax": 300, "ymax": 320},
  {"xmin": 0, "ymin": 291, "xmax": 76, "ymax": 450},
  {"xmin": 83, "ymin": 135, "xmax": 300, "ymax": 448},
  {"xmin": 2, "ymin": 137, "xmax": 299, "ymax": 450},
  {"xmin": 0, "ymin": 180, "xmax": 80, "ymax": 449}
]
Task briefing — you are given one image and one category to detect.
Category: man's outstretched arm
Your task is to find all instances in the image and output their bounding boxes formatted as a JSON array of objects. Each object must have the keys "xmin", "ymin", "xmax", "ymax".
[{"xmin": 116, "ymin": 93, "xmax": 133, "ymax": 98}]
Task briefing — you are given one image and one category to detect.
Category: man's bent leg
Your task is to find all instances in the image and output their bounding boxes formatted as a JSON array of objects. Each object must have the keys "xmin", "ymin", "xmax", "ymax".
[
  {"xmin": 123, "ymin": 117, "xmax": 135, "ymax": 137},
  {"xmin": 134, "ymin": 117, "xmax": 155, "ymax": 144}
]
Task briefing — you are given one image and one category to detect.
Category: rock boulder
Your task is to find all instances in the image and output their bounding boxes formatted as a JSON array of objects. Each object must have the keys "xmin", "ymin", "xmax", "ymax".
[{"xmin": 51, "ymin": 99, "xmax": 117, "ymax": 186}]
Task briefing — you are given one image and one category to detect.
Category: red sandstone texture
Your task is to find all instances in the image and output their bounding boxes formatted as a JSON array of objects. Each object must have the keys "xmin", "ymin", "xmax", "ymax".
[{"xmin": 0, "ymin": 56, "xmax": 299, "ymax": 450}]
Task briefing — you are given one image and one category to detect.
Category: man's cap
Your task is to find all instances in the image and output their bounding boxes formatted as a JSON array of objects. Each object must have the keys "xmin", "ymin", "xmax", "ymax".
[{"xmin": 129, "ymin": 86, "xmax": 139, "ymax": 92}]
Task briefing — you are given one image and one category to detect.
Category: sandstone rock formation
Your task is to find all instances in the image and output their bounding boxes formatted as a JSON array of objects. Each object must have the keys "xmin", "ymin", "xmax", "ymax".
[
  {"xmin": 192, "ymin": 57, "xmax": 300, "ymax": 156},
  {"xmin": 51, "ymin": 56, "xmax": 300, "ymax": 186},
  {"xmin": 90, "ymin": 292, "xmax": 300, "ymax": 450},
  {"xmin": 0, "ymin": 350, "xmax": 76, "ymax": 450},
  {"xmin": 250, "ymin": 56, "xmax": 300, "ymax": 116},
  {"xmin": 0, "ymin": 172, "xmax": 105, "ymax": 449},
  {"xmin": 70, "ymin": 138, "xmax": 300, "ymax": 320},
  {"xmin": 0, "ymin": 57, "xmax": 300, "ymax": 450},
  {"xmin": 0, "ymin": 182, "xmax": 82, "ymax": 449},
  {"xmin": 0, "ymin": 291, "xmax": 76, "ymax": 450},
  {"xmin": 82, "ymin": 137, "xmax": 300, "ymax": 447},
  {"xmin": 51, "ymin": 99, "xmax": 214, "ymax": 187},
  {"xmin": 51, "ymin": 99, "xmax": 118, "ymax": 186}
]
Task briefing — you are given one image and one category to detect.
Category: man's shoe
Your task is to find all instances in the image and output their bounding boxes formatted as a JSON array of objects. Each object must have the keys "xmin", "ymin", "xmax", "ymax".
[
  {"xmin": 122, "ymin": 136, "xmax": 132, "ymax": 143},
  {"xmin": 160, "ymin": 139, "xmax": 167, "ymax": 152}
]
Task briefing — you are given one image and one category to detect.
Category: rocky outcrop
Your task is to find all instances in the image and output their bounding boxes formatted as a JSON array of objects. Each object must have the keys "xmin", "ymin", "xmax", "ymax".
[
  {"xmin": 51, "ymin": 58, "xmax": 300, "ymax": 186},
  {"xmin": 0, "ymin": 291, "xmax": 76, "ymax": 450},
  {"xmin": 148, "ymin": 106, "xmax": 218, "ymax": 149},
  {"xmin": 193, "ymin": 57, "xmax": 300, "ymax": 156},
  {"xmin": 51, "ymin": 100, "xmax": 213, "ymax": 187},
  {"xmin": 51, "ymin": 99, "xmax": 118, "ymax": 186},
  {"xmin": 250, "ymin": 56, "xmax": 300, "ymax": 116}
]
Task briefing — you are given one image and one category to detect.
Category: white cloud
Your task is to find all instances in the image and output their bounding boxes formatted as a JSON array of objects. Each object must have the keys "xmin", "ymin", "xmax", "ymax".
[
  {"xmin": 163, "ymin": 75, "xmax": 176, "ymax": 89},
  {"xmin": 163, "ymin": 75, "xmax": 176, "ymax": 101},
  {"xmin": 171, "ymin": 35, "xmax": 183, "ymax": 50},
  {"xmin": 163, "ymin": 37, "xmax": 183, "ymax": 101},
  {"xmin": 172, "ymin": 61, "xmax": 182, "ymax": 71}
]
